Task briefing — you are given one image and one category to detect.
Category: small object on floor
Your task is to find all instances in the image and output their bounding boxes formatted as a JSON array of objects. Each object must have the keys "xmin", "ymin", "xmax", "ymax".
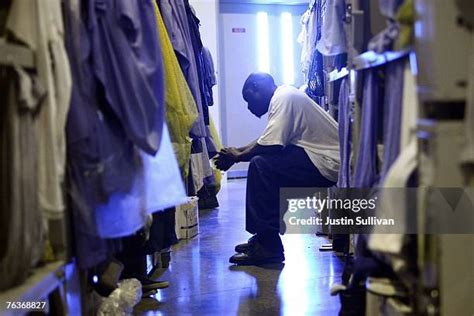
[
  {"xmin": 142, "ymin": 289, "xmax": 157, "ymax": 298},
  {"xmin": 229, "ymin": 242, "xmax": 285, "ymax": 266},
  {"xmin": 94, "ymin": 259, "xmax": 124, "ymax": 297},
  {"xmin": 97, "ymin": 279, "xmax": 142, "ymax": 316},
  {"xmin": 319, "ymin": 243, "xmax": 333, "ymax": 251},
  {"xmin": 197, "ymin": 184, "xmax": 219, "ymax": 210},
  {"xmin": 140, "ymin": 278, "xmax": 170, "ymax": 291},
  {"xmin": 161, "ymin": 250, "xmax": 171, "ymax": 269},
  {"xmin": 315, "ymin": 231, "xmax": 329, "ymax": 237},
  {"xmin": 234, "ymin": 235, "xmax": 257, "ymax": 253},
  {"xmin": 198, "ymin": 194, "xmax": 219, "ymax": 210},
  {"xmin": 330, "ymin": 283, "xmax": 348, "ymax": 296}
]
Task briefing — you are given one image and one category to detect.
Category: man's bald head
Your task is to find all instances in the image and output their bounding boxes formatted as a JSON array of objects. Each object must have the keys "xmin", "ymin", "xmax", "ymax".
[{"xmin": 242, "ymin": 72, "xmax": 277, "ymax": 118}]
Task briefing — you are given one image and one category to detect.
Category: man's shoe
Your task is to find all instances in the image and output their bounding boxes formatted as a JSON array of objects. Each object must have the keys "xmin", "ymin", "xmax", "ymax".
[
  {"xmin": 229, "ymin": 242, "xmax": 285, "ymax": 266},
  {"xmin": 234, "ymin": 235, "xmax": 257, "ymax": 253}
]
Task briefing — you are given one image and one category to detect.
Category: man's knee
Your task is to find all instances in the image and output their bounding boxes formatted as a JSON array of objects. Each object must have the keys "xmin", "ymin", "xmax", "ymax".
[{"xmin": 249, "ymin": 155, "xmax": 269, "ymax": 170}]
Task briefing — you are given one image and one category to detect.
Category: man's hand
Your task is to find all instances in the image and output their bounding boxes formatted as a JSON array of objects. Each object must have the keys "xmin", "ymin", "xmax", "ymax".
[
  {"xmin": 220, "ymin": 147, "xmax": 241, "ymax": 162},
  {"xmin": 214, "ymin": 147, "xmax": 241, "ymax": 171}
]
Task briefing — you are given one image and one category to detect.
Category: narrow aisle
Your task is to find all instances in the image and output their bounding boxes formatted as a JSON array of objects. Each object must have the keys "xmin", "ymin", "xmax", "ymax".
[{"xmin": 137, "ymin": 179, "xmax": 343, "ymax": 315}]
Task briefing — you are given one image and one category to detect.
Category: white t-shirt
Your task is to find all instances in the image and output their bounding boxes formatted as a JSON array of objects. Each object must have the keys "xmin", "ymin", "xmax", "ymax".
[{"xmin": 257, "ymin": 85, "xmax": 340, "ymax": 182}]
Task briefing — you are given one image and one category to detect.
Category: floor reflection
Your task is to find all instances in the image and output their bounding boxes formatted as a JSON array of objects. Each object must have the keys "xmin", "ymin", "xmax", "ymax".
[{"xmin": 134, "ymin": 179, "xmax": 342, "ymax": 315}]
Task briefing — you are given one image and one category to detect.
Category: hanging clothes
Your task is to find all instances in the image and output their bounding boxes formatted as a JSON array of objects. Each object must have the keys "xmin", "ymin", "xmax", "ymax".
[
  {"xmin": 6, "ymin": 0, "xmax": 72, "ymax": 219},
  {"xmin": 95, "ymin": 123, "xmax": 188, "ymax": 238},
  {"xmin": 337, "ymin": 78, "xmax": 352, "ymax": 188},
  {"xmin": 0, "ymin": 66, "xmax": 45, "ymax": 291},
  {"xmin": 316, "ymin": 0, "xmax": 348, "ymax": 56},
  {"xmin": 64, "ymin": 0, "xmax": 180, "ymax": 266},
  {"xmin": 185, "ymin": 2, "xmax": 210, "ymax": 125},
  {"xmin": 64, "ymin": 0, "xmax": 141, "ymax": 268},
  {"xmin": 306, "ymin": 0, "xmax": 326, "ymax": 100},
  {"xmin": 87, "ymin": 0, "xmax": 165, "ymax": 156},
  {"xmin": 159, "ymin": 0, "xmax": 207, "ymax": 139},
  {"xmin": 153, "ymin": 1, "xmax": 198, "ymax": 178},
  {"xmin": 368, "ymin": 0, "xmax": 405, "ymax": 53},
  {"xmin": 353, "ymin": 69, "xmax": 384, "ymax": 188},
  {"xmin": 202, "ymin": 46, "xmax": 217, "ymax": 107},
  {"xmin": 369, "ymin": 63, "xmax": 419, "ymax": 254},
  {"xmin": 297, "ymin": 4, "xmax": 318, "ymax": 77},
  {"xmin": 381, "ymin": 58, "xmax": 405, "ymax": 179},
  {"xmin": 159, "ymin": 0, "xmax": 213, "ymax": 192}
]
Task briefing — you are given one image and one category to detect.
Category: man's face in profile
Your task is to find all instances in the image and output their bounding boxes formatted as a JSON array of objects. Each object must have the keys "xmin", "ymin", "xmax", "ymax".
[{"xmin": 243, "ymin": 88, "xmax": 269, "ymax": 118}]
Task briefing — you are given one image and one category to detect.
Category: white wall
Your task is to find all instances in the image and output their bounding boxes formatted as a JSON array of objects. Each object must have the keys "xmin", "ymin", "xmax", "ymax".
[{"xmin": 189, "ymin": 0, "xmax": 222, "ymax": 134}]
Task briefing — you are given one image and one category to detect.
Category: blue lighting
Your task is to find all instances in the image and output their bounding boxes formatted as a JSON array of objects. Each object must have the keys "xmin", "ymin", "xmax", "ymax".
[
  {"xmin": 257, "ymin": 11, "xmax": 270, "ymax": 73},
  {"xmin": 281, "ymin": 12, "xmax": 295, "ymax": 84}
]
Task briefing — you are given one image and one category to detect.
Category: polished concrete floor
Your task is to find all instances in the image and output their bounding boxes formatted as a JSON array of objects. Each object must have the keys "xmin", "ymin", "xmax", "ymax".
[{"xmin": 135, "ymin": 178, "xmax": 343, "ymax": 315}]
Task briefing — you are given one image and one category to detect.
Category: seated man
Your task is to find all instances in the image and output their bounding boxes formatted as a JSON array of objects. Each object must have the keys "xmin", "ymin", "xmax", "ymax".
[{"xmin": 215, "ymin": 72, "xmax": 340, "ymax": 266}]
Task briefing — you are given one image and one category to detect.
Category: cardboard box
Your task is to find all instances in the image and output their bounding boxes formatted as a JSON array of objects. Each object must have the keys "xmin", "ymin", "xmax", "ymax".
[{"xmin": 175, "ymin": 196, "xmax": 199, "ymax": 239}]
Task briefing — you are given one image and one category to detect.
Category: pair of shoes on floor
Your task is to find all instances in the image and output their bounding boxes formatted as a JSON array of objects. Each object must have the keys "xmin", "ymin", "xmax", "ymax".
[
  {"xmin": 230, "ymin": 237, "xmax": 285, "ymax": 266},
  {"xmin": 319, "ymin": 243, "xmax": 333, "ymax": 251},
  {"xmin": 234, "ymin": 235, "xmax": 257, "ymax": 254}
]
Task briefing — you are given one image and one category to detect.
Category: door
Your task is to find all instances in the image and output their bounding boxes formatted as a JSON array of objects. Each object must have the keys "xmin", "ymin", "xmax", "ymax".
[{"xmin": 219, "ymin": 2, "xmax": 307, "ymax": 177}]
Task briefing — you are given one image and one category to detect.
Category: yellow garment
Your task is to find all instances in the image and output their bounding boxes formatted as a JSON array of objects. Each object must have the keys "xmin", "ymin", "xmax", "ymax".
[
  {"xmin": 209, "ymin": 117, "xmax": 223, "ymax": 193},
  {"xmin": 153, "ymin": 3, "xmax": 198, "ymax": 178},
  {"xmin": 395, "ymin": 0, "xmax": 415, "ymax": 51}
]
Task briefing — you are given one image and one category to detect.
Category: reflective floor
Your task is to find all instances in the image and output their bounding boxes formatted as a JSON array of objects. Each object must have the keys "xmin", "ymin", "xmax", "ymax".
[{"xmin": 135, "ymin": 178, "xmax": 343, "ymax": 315}]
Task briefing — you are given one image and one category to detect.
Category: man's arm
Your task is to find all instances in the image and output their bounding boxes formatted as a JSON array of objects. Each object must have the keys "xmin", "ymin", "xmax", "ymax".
[
  {"xmin": 236, "ymin": 139, "xmax": 258, "ymax": 152},
  {"xmin": 223, "ymin": 142, "xmax": 283, "ymax": 162}
]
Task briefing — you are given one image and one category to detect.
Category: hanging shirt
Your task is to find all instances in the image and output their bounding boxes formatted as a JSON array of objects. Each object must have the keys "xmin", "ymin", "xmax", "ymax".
[
  {"xmin": 297, "ymin": 8, "xmax": 318, "ymax": 76},
  {"xmin": 258, "ymin": 85, "xmax": 340, "ymax": 182},
  {"xmin": 159, "ymin": 0, "xmax": 207, "ymax": 139},
  {"xmin": 7, "ymin": 0, "xmax": 72, "ymax": 218},
  {"xmin": 316, "ymin": 0, "xmax": 348, "ymax": 56},
  {"xmin": 88, "ymin": 0, "xmax": 165, "ymax": 156}
]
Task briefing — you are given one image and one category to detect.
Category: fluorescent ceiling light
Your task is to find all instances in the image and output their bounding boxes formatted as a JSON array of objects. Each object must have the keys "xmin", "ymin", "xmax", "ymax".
[{"xmin": 257, "ymin": 11, "xmax": 270, "ymax": 73}]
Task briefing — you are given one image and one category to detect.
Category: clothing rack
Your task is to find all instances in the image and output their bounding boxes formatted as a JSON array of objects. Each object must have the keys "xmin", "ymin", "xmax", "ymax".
[
  {"xmin": 0, "ymin": 261, "xmax": 81, "ymax": 315},
  {"xmin": 328, "ymin": 67, "xmax": 349, "ymax": 82},
  {"xmin": 352, "ymin": 49, "xmax": 411, "ymax": 71},
  {"xmin": 0, "ymin": 40, "xmax": 35, "ymax": 69}
]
